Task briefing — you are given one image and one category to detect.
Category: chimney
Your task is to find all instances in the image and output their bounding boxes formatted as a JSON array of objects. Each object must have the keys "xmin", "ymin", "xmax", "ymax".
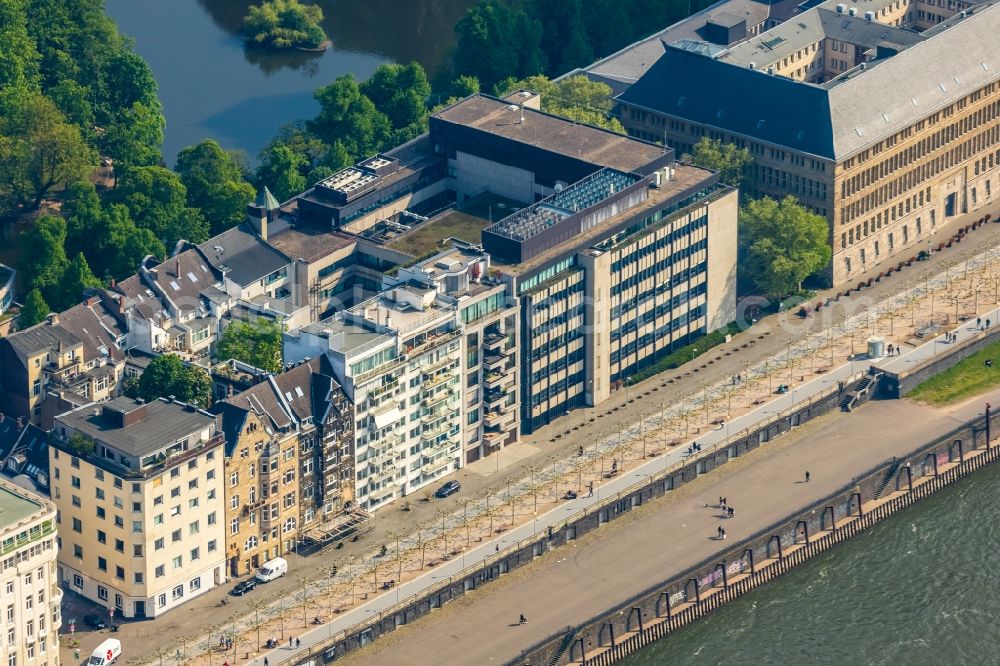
[
  {"xmin": 175, "ymin": 258, "xmax": 180, "ymax": 277},
  {"xmin": 246, "ymin": 203, "xmax": 268, "ymax": 241},
  {"xmin": 47, "ymin": 313, "xmax": 59, "ymax": 326},
  {"xmin": 117, "ymin": 296, "xmax": 126, "ymax": 315}
]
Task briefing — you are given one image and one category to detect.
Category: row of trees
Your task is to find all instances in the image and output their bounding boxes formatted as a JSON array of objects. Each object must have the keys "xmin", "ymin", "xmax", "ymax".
[{"xmin": 452, "ymin": 0, "xmax": 717, "ymax": 90}]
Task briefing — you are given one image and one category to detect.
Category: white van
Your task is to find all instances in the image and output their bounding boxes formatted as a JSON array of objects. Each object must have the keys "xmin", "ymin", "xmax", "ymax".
[
  {"xmin": 255, "ymin": 556, "xmax": 288, "ymax": 582},
  {"xmin": 88, "ymin": 638, "xmax": 122, "ymax": 666}
]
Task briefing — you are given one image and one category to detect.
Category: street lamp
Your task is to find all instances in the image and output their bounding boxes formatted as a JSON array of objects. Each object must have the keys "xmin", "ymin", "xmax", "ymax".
[{"xmin": 691, "ymin": 347, "xmax": 698, "ymax": 364}]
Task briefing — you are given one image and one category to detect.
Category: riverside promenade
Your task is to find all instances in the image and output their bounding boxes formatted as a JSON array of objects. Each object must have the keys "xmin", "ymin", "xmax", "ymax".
[
  {"xmin": 335, "ymin": 386, "xmax": 1000, "ymax": 666},
  {"xmin": 254, "ymin": 292, "xmax": 1000, "ymax": 666}
]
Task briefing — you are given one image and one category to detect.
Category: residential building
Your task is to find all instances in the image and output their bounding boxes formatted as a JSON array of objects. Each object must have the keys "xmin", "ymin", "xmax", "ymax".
[
  {"xmin": 284, "ymin": 286, "xmax": 465, "ymax": 511},
  {"xmin": 213, "ymin": 356, "xmax": 353, "ymax": 576},
  {"xmin": 0, "ymin": 414, "xmax": 50, "ymax": 494},
  {"xmin": 50, "ymin": 397, "xmax": 226, "ymax": 619},
  {"xmin": 0, "ymin": 477, "xmax": 60, "ymax": 666},
  {"xmin": 390, "ymin": 243, "xmax": 520, "ymax": 462},
  {"xmin": 615, "ymin": 0, "xmax": 1000, "ymax": 285},
  {"xmin": 0, "ymin": 297, "xmax": 127, "ymax": 427}
]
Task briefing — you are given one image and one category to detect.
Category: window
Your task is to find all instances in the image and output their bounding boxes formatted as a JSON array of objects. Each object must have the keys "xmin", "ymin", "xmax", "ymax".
[
  {"xmin": 98, "ymin": 557, "xmax": 107, "ymax": 572},
  {"xmin": 115, "ymin": 539, "xmax": 124, "ymax": 553},
  {"xmin": 97, "ymin": 585, "xmax": 108, "ymax": 600},
  {"xmin": 133, "ymin": 544, "xmax": 143, "ymax": 557},
  {"xmin": 170, "ymin": 505, "xmax": 181, "ymax": 517},
  {"xmin": 132, "ymin": 521, "xmax": 142, "ymax": 533},
  {"xmin": 73, "ymin": 574, "xmax": 83, "ymax": 588},
  {"xmin": 189, "ymin": 521, "xmax": 200, "ymax": 535},
  {"xmin": 73, "ymin": 545, "xmax": 83, "ymax": 559},
  {"xmin": 189, "ymin": 577, "xmax": 201, "ymax": 591},
  {"xmin": 172, "ymin": 584, "xmax": 183, "ymax": 600},
  {"xmin": 230, "ymin": 472, "xmax": 239, "ymax": 487},
  {"xmin": 170, "ymin": 467, "xmax": 180, "ymax": 479},
  {"xmin": 132, "ymin": 502, "xmax": 141, "ymax": 512},
  {"xmin": 154, "ymin": 538, "xmax": 164, "ymax": 551},
  {"xmin": 155, "ymin": 565, "xmax": 165, "ymax": 578},
  {"xmin": 95, "ymin": 488, "xmax": 105, "ymax": 500},
  {"xmin": 190, "ymin": 547, "xmax": 200, "ymax": 561},
  {"xmin": 172, "ymin": 556, "xmax": 182, "ymax": 569},
  {"xmin": 244, "ymin": 536, "xmax": 258, "ymax": 551},
  {"xmin": 72, "ymin": 518, "xmax": 81, "ymax": 533},
  {"xmin": 134, "ymin": 572, "xmax": 143, "ymax": 583},
  {"xmin": 158, "ymin": 593, "xmax": 167, "ymax": 607},
  {"xmin": 115, "ymin": 516, "xmax": 124, "ymax": 528},
  {"xmin": 153, "ymin": 514, "xmax": 164, "ymax": 526},
  {"xmin": 230, "ymin": 518, "xmax": 239, "ymax": 535},
  {"xmin": 207, "ymin": 511, "xmax": 217, "ymax": 526},
  {"xmin": 115, "ymin": 566, "xmax": 125, "ymax": 580},
  {"xmin": 230, "ymin": 495, "xmax": 240, "ymax": 510},
  {"xmin": 71, "ymin": 475, "xmax": 81, "ymax": 489},
  {"xmin": 97, "ymin": 530, "xmax": 106, "ymax": 544},
  {"xmin": 170, "ymin": 487, "xmax": 180, "ymax": 498},
  {"xmin": 208, "ymin": 539, "xmax": 218, "ymax": 552},
  {"xmin": 171, "ymin": 529, "xmax": 182, "ymax": 542},
  {"xmin": 188, "ymin": 479, "xmax": 198, "ymax": 490}
]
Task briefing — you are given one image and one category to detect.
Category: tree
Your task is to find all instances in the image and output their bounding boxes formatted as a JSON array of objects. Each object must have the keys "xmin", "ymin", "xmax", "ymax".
[
  {"xmin": 739, "ymin": 196, "xmax": 832, "ymax": 297},
  {"xmin": 110, "ymin": 166, "xmax": 208, "ymax": 247},
  {"xmin": 448, "ymin": 75, "xmax": 480, "ymax": 100},
  {"xmin": 256, "ymin": 143, "xmax": 306, "ymax": 202},
  {"xmin": 536, "ymin": 0, "xmax": 593, "ymax": 75},
  {"xmin": 0, "ymin": 0, "xmax": 40, "ymax": 91},
  {"xmin": 216, "ymin": 319, "xmax": 284, "ymax": 373},
  {"xmin": 497, "ymin": 75, "xmax": 624, "ymax": 133},
  {"xmin": 0, "ymin": 93, "xmax": 95, "ymax": 210},
  {"xmin": 308, "ymin": 75, "xmax": 390, "ymax": 160},
  {"xmin": 360, "ymin": 62, "xmax": 431, "ymax": 133},
  {"xmin": 127, "ymin": 354, "xmax": 212, "ymax": 407},
  {"xmin": 17, "ymin": 289, "xmax": 49, "ymax": 328},
  {"xmin": 55, "ymin": 252, "xmax": 101, "ymax": 310},
  {"xmin": 242, "ymin": 0, "xmax": 326, "ymax": 50},
  {"xmin": 17, "ymin": 215, "xmax": 68, "ymax": 296},
  {"xmin": 101, "ymin": 101, "xmax": 165, "ymax": 175},
  {"xmin": 175, "ymin": 140, "xmax": 256, "ymax": 235},
  {"xmin": 454, "ymin": 1, "xmax": 545, "ymax": 91},
  {"xmin": 689, "ymin": 138, "xmax": 753, "ymax": 188}
]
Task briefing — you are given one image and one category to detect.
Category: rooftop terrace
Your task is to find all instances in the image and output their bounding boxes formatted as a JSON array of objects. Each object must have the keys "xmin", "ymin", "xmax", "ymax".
[{"xmin": 0, "ymin": 481, "xmax": 43, "ymax": 531}]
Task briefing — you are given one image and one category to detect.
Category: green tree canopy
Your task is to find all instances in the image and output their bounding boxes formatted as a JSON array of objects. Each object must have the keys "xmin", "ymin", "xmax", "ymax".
[
  {"xmin": 256, "ymin": 143, "xmax": 306, "ymax": 203},
  {"xmin": 110, "ymin": 166, "xmax": 208, "ymax": 248},
  {"xmin": 739, "ymin": 196, "xmax": 832, "ymax": 297},
  {"xmin": 448, "ymin": 75, "xmax": 480, "ymax": 100},
  {"xmin": 127, "ymin": 353, "xmax": 212, "ymax": 407},
  {"xmin": 536, "ymin": 0, "xmax": 593, "ymax": 75},
  {"xmin": 0, "ymin": 0, "xmax": 41, "ymax": 91},
  {"xmin": 454, "ymin": 0, "xmax": 545, "ymax": 91},
  {"xmin": 176, "ymin": 139, "xmax": 256, "ymax": 235},
  {"xmin": 17, "ymin": 288, "xmax": 50, "ymax": 328},
  {"xmin": 217, "ymin": 318, "xmax": 284, "ymax": 373},
  {"xmin": 101, "ymin": 100, "xmax": 165, "ymax": 175},
  {"xmin": 359, "ymin": 62, "xmax": 431, "ymax": 137},
  {"xmin": 689, "ymin": 138, "xmax": 753, "ymax": 188},
  {"xmin": 18, "ymin": 214, "xmax": 68, "ymax": 296},
  {"xmin": 308, "ymin": 75, "xmax": 390, "ymax": 159},
  {"xmin": 56, "ymin": 251, "xmax": 101, "ymax": 310},
  {"xmin": 242, "ymin": 0, "xmax": 327, "ymax": 50},
  {"xmin": 0, "ymin": 92, "xmax": 95, "ymax": 210},
  {"xmin": 496, "ymin": 75, "xmax": 624, "ymax": 133}
]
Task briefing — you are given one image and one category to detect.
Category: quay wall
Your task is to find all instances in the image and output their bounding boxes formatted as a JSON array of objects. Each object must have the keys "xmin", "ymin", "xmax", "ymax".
[
  {"xmin": 509, "ymin": 406, "xmax": 1000, "ymax": 666},
  {"xmin": 879, "ymin": 324, "xmax": 1000, "ymax": 398}
]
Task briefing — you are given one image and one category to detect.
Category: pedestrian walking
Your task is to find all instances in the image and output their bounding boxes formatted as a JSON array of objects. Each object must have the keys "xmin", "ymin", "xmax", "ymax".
[
  {"xmin": 296, "ymin": 638, "xmax": 301, "ymax": 649},
  {"xmin": 495, "ymin": 543, "xmax": 500, "ymax": 552},
  {"xmin": 519, "ymin": 614, "xmax": 527, "ymax": 625},
  {"xmin": 728, "ymin": 507, "xmax": 735, "ymax": 518},
  {"xmin": 978, "ymin": 317, "xmax": 982, "ymax": 328},
  {"xmin": 805, "ymin": 470, "xmax": 811, "ymax": 482},
  {"xmin": 264, "ymin": 659, "xmax": 269, "ymax": 666},
  {"xmin": 717, "ymin": 526, "xmax": 723, "ymax": 538},
  {"xmin": 721, "ymin": 527, "xmax": 726, "ymax": 540},
  {"xmin": 289, "ymin": 637, "xmax": 293, "ymax": 649},
  {"xmin": 718, "ymin": 496, "xmax": 724, "ymax": 508},
  {"xmin": 587, "ymin": 482, "xmax": 594, "ymax": 498},
  {"xmin": 988, "ymin": 319, "xmax": 992, "ymax": 329},
  {"xmin": 887, "ymin": 343, "xmax": 894, "ymax": 355}
]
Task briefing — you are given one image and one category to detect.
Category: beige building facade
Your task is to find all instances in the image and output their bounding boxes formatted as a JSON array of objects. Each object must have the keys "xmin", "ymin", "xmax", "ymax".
[
  {"xmin": 617, "ymin": 0, "xmax": 1000, "ymax": 287},
  {"xmin": 0, "ymin": 478, "xmax": 60, "ymax": 666},
  {"xmin": 51, "ymin": 397, "xmax": 227, "ymax": 619}
]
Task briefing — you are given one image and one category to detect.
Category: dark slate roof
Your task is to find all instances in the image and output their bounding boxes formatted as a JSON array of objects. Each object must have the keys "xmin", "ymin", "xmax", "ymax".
[
  {"xmin": 114, "ymin": 275, "xmax": 170, "ymax": 324},
  {"xmin": 3, "ymin": 320, "xmax": 82, "ymax": 362},
  {"xmin": 145, "ymin": 249, "xmax": 218, "ymax": 308},
  {"xmin": 56, "ymin": 397, "xmax": 217, "ymax": 458},
  {"xmin": 58, "ymin": 301, "xmax": 126, "ymax": 364},
  {"xmin": 618, "ymin": 45, "xmax": 835, "ymax": 158},
  {"xmin": 0, "ymin": 417, "xmax": 49, "ymax": 491},
  {"xmin": 197, "ymin": 224, "xmax": 291, "ymax": 287}
]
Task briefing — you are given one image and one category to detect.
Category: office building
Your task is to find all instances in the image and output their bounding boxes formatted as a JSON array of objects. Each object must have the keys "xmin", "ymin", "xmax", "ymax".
[{"xmin": 614, "ymin": 0, "xmax": 1000, "ymax": 285}]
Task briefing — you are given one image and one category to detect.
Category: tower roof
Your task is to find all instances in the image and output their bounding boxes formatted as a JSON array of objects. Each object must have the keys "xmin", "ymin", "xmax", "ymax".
[{"xmin": 256, "ymin": 186, "xmax": 280, "ymax": 211}]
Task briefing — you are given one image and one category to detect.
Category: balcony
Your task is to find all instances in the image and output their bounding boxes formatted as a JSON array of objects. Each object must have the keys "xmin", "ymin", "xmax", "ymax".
[
  {"xmin": 483, "ymin": 408, "xmax": 514, "ymax": 430},
  {"xmin": 422, "ymin": 372, "xmax": 454, "ymax": 391},
  {"xmin": 422, "ymin": 387, "xmax": 455, "ymax": 408},
  {"xmin": 483, "ymin": 354, "xmax": 508, "ymax": 371},
  {"xmin": 483, "ymin": 332, "xmax": 506, "ymax": 353},
  {"xmin": 371, "ymin": 466, "xmax": 397, "ymax": 486},
  {"xmin": 420, "ymin": 455, "xmax": 453, "ymax": 478},
  {"xmin": 483, "ymin": 371, "xmax": 514, "ymax": 392}
]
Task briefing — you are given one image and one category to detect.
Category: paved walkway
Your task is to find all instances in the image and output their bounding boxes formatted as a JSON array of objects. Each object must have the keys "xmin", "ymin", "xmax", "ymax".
[
  {"xmin": 337, "ymin": 387, "xmax": 1000, "ymax": 666},
  {"xmin": 61, "ymin": 210, "xmax": 1000, "ymax": 665},
  {"xmin": 249, "ymin": 251, "xmax": 1000, "ymax": 665}
]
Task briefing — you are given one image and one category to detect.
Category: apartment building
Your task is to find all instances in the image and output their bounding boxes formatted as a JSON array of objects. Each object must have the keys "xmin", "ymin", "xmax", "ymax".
[
  {"xmin": 0, "ymin": 478, "xmax": 60, "ymax": 666},
  {"xmin": 50, "ymin": 397, "xmax": 226, "ymax": 619},
  {"xmin": 213, "ymin": 356, "xmax": 353, "ymax": 576},
  {"xmin": 285, "ymin": 287, "xmax": 464, "ymax": 511},
  {"xmin": 390, "ymin": 243, "xmax": 520, "ymax": 462},
  {"xmin": 615, "ymin": 0, "xmax": 1000, "ymax": 285},
  {"xmin": 0, "ymin": 297, "xmax": 127, "ymax": 427}
]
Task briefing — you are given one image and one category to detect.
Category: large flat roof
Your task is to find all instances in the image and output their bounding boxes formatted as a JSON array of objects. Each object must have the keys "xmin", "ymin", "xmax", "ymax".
[
  {"xmin": 0, "ymin": 481, "xmax": 44, "ymax": 531},
  {"xmin": 266, "ymin": 218, "xmax": 356, "ymax": 263},
  {"xmin": 432, "ymin": 95, "xmax": 670, "ymax": 174},
  {"xmin": 494, "ymin": 164, "xmax": 718, "ymax": 277},
  {"xmin": 385, "ymin": 209, "xmax": 490, "ymax": 259}
]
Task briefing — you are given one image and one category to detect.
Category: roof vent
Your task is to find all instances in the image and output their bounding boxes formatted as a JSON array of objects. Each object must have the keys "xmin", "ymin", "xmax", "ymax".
[
  {"xmin": 836, "ymin": 3, "xmax": 845, "ymax": 12},
  {"xmin": 860, "ymin": 62, "xmax": 867, "ymax": 71},
  {"xmin": 848, "ymin": 7, "xmax": 857, "ymax": 16},
  {"xmin": 748, "ymin": 61, "xmax": 756, "ymax": 70},
  {"xmin": 864, "ymin": 10, "xmax": 875, "ymax": 21}
]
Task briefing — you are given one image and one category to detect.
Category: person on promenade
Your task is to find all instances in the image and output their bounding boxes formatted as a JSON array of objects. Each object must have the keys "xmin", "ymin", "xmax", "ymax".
[
  {"xmin": 721, "ymin": 527, "xmax": 726, "ymax": 539},
  {"xmin": 265, "ymin": 659, "xmax": 269, "ymax": 666},
  {"xmin": 718, "ymin": 496, "xmax": 724, "ymax": 508},
  {"xmin": 728, "ymin": 507, "xmax": 735, "ymax": 518},
  {"xmin": 519, "ymin": 614, "xmax": 527, "ymax": 625},
  {"xmin": 495, "ymin": 544, "xmax": 500, "ymax": 552},
  {"xmin": 717, "ymin": 526, "xmax": 723, "ymax": 538},
  {"xmin": 587, "ymin": 482, "xmax": 594, "ymax": 497},
  {"xmin": 988, "ymin": 319, "xmax": 992, "ymax": 329},
  {"xmin": 805, "ymin": 471, "xmax": 811, "ymax": 482},
  {"xmin": 289, "ymin": 637, "xmax": 293, "ymax": 649},
  {"xmin": 887, "ymin": 343, "xmax": 894, "ymax": 355},
  {"xmin": 296, "ymin": 638, "xmax": 301, "ymax": 649}
]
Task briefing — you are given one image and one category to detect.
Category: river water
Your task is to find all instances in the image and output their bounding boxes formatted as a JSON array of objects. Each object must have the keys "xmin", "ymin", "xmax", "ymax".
[
  {"xmin": 105, "ymin": 0, "xmax": 475, "ymax": 164},
  {"xmin": 622, "ymin": 462, "xmax": 1000, "ymax": 665}
]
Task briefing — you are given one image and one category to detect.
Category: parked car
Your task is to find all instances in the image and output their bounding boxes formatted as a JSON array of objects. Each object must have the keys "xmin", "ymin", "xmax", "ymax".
[
  {"xmin": 231, "ymin": 578, "xmax": 258, "ymax": 596},
  {"xmin": 255, "ymin": 556, "xmax": 288, "ymax": 583},
  {"xmin": 88, "ymin": 638, "xmax": 121, "ymax": 665},
  {"xmin": 435, "ymin": 480, "xmax": 461, "ymax": 498},
  {"xmin": 83, "ymin": 614, "xmax": 108, "ymax": 630}
]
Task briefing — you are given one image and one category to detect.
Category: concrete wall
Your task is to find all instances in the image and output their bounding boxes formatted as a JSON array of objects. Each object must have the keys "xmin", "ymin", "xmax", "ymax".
[
  {"xmin": 879, "ymin": 324, "xmax": 1000, "ymax": 398},
  {"xmin": 706, "ymin": 188, "xmax": 739, "ymax": 333}
]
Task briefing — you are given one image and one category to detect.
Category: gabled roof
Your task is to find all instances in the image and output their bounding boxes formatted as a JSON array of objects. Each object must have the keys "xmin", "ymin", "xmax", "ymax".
[
  {"xmin": 57, "ymin": 300, "xmax": 126, "ymax": 365},
  {"xmin": 145, "ymin": 248, "xmax": 218, "ymax": 308},
  {"xmin": 114, "ymin": 275, "xmax": 170, "ymax": 325},
  {"xmin": 2, "ymin": 320, "xmax": 82, "ymax": 363},
  {"xmin": 197, "ymin": 224, "xmax": 291, "ymax": 287}
]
